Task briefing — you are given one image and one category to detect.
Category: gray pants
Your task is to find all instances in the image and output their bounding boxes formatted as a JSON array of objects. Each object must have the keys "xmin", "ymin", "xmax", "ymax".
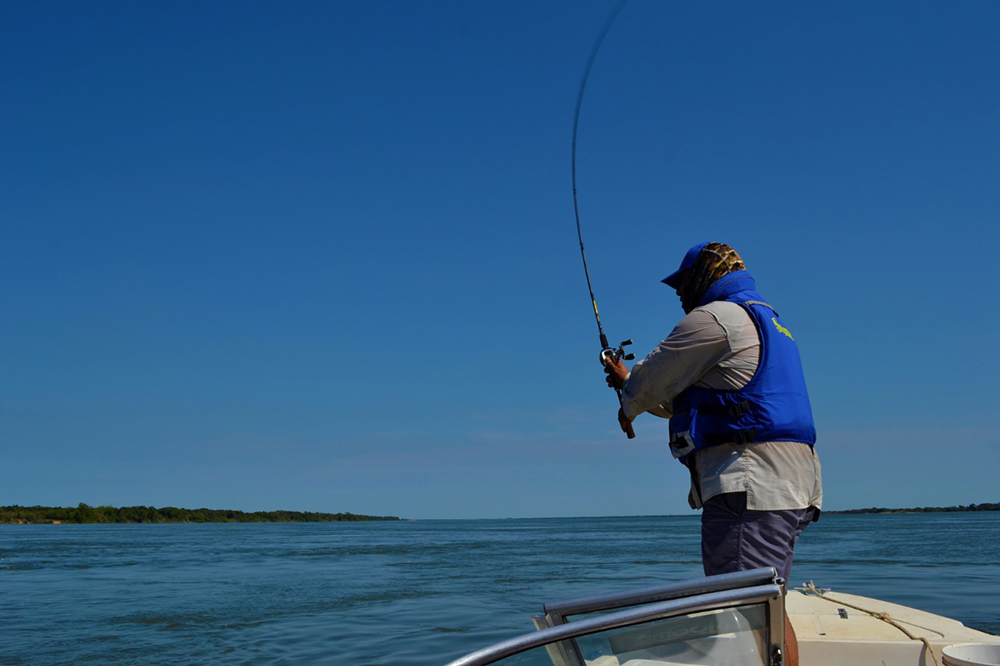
[{"xmin": 701, "ymin": 492, "xmax": 817, "ymax": 585}]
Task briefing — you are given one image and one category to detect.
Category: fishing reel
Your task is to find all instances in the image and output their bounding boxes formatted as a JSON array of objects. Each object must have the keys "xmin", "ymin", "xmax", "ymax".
[{"xmin": 599, "ymin": 339, "xmax": 635, "ymax": 366}]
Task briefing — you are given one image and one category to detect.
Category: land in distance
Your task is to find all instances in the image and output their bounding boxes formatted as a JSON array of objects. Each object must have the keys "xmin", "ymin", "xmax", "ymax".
[
  {"xmin": 1, "ymin": 504, "xmax": 400, "ymax": 524},
  {"xmin": 828, "ymin": 502, "xmax": 999, "ymax": 514}
]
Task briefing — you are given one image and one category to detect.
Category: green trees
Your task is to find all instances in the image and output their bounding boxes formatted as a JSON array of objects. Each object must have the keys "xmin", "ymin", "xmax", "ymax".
[
  {"xmin": 0, "ymin": 505, "xmax": 400, "ymax": 524},
  {"xmin": 74, "ymin": 503, "xmax": 97, "ymax": 523}
]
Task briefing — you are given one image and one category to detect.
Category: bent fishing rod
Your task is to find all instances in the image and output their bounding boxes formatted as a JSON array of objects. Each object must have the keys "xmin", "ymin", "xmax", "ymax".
[{"xmin": 572, "ymin": 0, "xmax": 635, "ymax": 439}]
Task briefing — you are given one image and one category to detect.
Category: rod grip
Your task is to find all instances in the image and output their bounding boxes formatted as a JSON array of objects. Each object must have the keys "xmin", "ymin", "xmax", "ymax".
[{"xmin": 615, "ymin": 389, "xmax": 635, "ymax": 440}]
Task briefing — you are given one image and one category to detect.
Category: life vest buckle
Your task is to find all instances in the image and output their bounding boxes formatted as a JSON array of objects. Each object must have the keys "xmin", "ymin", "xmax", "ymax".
[{"xmin": 669, "ymin": 431, "xmax": 695, "ymax": 459}]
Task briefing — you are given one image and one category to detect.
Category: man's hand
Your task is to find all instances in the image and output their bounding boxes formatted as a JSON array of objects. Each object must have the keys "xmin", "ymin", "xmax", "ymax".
[
  {"xmin": 602, "ymin": 354, "xmax": 636, "ymax": 439},
  {"xmin": 602, "ymin": 355, "xmax": 629, "ymax": 391},
  {"xmin": 617, "ymin": 407, "xmax": 634, "ymax": 435}
]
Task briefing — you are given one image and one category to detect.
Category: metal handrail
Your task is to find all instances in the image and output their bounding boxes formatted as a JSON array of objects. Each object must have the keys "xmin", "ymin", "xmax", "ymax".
[
  {"xmin": 443, "ymin": 582, "xmax": 784, "ymax": 666},
  {"xmin": 541, "ymin": 566, "xmax": 779, "ymax": 619}
]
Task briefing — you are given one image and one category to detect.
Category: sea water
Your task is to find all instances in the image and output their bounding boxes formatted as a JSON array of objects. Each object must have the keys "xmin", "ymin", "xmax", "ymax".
[{"xmin": 2, "ymin": 513, "xmax": 998, "ymax": 664}]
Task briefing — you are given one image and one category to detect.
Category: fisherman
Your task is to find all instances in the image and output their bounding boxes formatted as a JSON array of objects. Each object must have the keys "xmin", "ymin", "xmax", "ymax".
[{"xmin": 602, "ymin": 242, "xmax": 822, "ymax": 665}]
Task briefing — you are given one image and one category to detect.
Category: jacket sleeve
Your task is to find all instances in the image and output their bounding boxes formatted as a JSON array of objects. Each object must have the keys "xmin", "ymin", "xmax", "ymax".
[{"xmin": 620, "ymin": 308, "xmax": 733, "ymax": 421}]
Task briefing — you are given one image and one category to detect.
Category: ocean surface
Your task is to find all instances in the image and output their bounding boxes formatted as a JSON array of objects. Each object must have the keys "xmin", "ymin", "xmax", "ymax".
[{"xmin": 2, "ymin": 513, "xmax": 998, "ymax": 664}]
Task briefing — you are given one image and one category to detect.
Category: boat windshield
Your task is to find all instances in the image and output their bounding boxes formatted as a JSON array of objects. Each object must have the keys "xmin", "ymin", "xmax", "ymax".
[
  {"xmin": 538, "ymin": 603, "xmax": 768, "ymax": 665},
  {"xmin": 445, "ymin": 568, "xmax": 784, "ymax": 666},
  {"xmin": 579, "ymin": 603, "xmax": 768, "ymax": 665}
]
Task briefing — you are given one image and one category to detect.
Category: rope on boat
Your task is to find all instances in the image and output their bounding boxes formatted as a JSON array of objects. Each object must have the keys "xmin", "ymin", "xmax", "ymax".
[{"xmin": 798, "ymin": 581, "xmax": 941, "ymax": 666}]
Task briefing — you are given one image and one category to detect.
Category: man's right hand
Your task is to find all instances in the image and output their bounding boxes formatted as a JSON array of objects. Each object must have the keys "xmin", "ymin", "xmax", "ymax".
[{"xmin": 602, "ymin": 355, "xmax": 629, "ymax": 391}]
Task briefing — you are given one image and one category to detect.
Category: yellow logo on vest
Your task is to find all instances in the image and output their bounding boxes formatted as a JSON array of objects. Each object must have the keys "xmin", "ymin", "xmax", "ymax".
[{"xmin": 772, "ymin": 317, "xmax": 794, "ymax": 340}]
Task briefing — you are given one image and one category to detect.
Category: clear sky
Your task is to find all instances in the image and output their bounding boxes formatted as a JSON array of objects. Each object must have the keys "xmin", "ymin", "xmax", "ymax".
[{"xmin": 4, "ymin": 1, "xmax": 998, "ymax": 519}]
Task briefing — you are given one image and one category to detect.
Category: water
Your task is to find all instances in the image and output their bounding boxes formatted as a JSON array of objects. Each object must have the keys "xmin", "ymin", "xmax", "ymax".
[{"xmin": 2, "ymin": 513, "xmax": 998, "ymax": 664}]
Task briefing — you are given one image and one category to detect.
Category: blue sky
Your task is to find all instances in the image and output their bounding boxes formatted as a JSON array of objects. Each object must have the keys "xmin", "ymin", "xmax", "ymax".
[{"xmin": 3, "ymin": 1, "xmax": 998, "ymax": 519}]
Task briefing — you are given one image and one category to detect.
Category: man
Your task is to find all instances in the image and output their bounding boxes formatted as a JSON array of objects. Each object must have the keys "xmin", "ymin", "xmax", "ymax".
[{"xmin": 602, "ymin": 242, "xmax": 822, "ymax": 665}]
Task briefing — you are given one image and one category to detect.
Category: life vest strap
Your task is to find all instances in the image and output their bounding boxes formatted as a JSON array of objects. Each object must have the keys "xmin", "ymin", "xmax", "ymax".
[
  {"xmin": 703, "ymin": 428, "xmax": 757, "ymax": 446},
  {"xmin": 696, "ymin": 399, "xmax": 752, "ymax": 419}
]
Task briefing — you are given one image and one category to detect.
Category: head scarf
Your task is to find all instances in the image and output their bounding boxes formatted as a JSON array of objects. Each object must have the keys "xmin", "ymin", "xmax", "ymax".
[{"xmin": 678, "ymin": 242, "xmax": 746, "ymax": 313}]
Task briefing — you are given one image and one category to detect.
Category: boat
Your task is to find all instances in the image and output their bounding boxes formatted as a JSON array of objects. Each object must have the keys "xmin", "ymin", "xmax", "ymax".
[{"xmin": 444, "ymin": 568, "xmax": 1000, "ymax": 666}]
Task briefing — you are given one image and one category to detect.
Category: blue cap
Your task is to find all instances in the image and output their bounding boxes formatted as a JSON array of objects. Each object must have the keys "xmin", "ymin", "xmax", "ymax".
[{"xmin": 661, "ymin": 242, "xmax": 708, "ymax": 289}]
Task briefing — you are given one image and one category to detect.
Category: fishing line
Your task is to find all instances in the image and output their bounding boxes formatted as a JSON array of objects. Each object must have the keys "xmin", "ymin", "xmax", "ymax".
[{"xmin": 572, "ymin": 0, "xmax": 635, "ymax": 439}]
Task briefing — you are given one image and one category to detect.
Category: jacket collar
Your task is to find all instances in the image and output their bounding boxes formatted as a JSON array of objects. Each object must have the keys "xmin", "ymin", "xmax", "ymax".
[{"xmin": 699, "ymin": 270, "xmax": 756, "ymax": 307}]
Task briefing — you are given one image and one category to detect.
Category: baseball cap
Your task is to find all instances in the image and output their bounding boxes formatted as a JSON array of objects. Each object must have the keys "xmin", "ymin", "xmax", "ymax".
[{"xmin": 661, "ymin": 242, "xmax": 708, "ymax": 289}]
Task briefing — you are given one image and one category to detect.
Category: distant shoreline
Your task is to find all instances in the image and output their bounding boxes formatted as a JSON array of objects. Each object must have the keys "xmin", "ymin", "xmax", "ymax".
[
  {"xmin": 826, "ymin": 502, "xmax": 999, "ymax": 515},
  {"xmin": 4, "ymin": 503, "xmax": 997, "ymax": 524},
  {"xmin": 1, "ymin": 504, "xmax": 401, "ymax": 524}
]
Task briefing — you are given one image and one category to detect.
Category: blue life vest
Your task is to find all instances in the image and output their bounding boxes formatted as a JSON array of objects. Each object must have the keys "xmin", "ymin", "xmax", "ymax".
[{"xmin": 668, "ymin": 270, "xmax": 816, "ymax": 462}]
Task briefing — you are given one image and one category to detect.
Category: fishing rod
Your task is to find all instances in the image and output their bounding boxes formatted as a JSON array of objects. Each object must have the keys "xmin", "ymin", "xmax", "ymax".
[{"xmin": 572, "ymin": 0, "xmax": 635, "ymax": 439}]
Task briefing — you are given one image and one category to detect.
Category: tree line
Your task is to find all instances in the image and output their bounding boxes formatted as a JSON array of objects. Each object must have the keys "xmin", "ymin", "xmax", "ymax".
[
  {"xmin": 1, "ymin": 504, "xmax": 400, "ymax": 524},
  {"xmin": 830, "ymin": 502, "xmax": 1000, "ymax": 514}
]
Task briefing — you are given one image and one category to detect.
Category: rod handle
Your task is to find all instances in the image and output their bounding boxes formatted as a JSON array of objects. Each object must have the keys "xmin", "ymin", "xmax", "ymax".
[{"xmin": 615, "ymin": 389, "xmax": 635, "ymax": 440}]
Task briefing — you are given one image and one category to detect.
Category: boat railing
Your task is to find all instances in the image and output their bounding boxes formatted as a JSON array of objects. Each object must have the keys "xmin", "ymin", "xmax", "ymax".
[{"xmin": 537, "ymin": 567, "xmax": 781, "ymax": 626}]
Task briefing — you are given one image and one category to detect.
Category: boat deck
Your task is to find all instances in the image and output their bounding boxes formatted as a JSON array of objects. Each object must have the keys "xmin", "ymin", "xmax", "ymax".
[{"xmin": 788, "ymin": 588, "xmax": 999, "ymax": 666}]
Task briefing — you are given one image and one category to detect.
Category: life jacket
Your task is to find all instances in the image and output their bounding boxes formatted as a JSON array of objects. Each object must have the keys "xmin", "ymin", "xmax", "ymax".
[{"xmin": 668, "ymin": 270, "xmax": 816, "ymax": 462}]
